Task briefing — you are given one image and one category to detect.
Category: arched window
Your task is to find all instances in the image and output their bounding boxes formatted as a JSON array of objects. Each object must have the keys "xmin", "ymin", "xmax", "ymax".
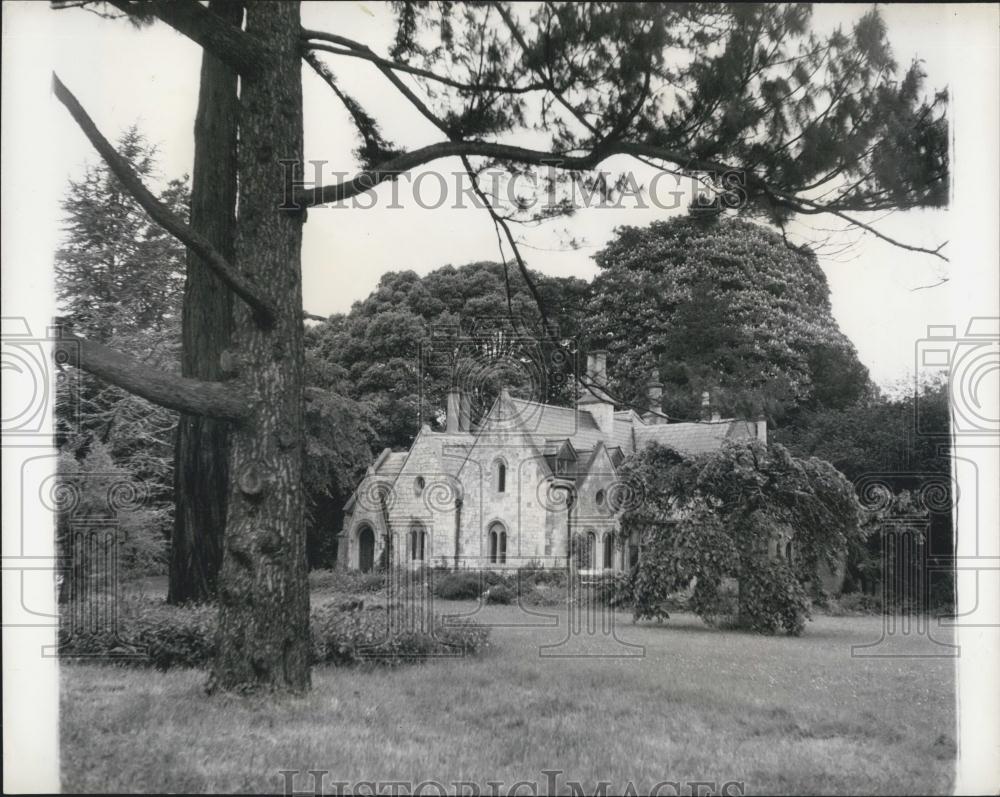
[
  {"xmin": 603, "ymin": 533, "xmax": 614, "ymax": 569},
  {"xmin": 586, "ymin": 531, "xmax": 597, "ymax": 569},
  {"xmin": 409, "ymin": 522, "xmax": 427, "ymax": 561},
  {"xmin": 785, "ymin": 541, "xmax": 793, "ymax": 562},
  {"xmin": 488, "ymin": 522, "xmax": 507, "ymax": 564},
  {"xmin": 357, "ymin": 524, "xmax": 375, "ymax": 573},
  {"xmin": 494, "ymin": 460, "xmax": 507, "ymax": 493}
]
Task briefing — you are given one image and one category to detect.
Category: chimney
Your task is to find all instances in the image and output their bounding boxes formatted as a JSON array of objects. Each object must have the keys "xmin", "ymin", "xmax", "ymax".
[
  {"xmin": 755, "ymin": 416, "xmax": 767, "ymax": 443},
  {"xmin": 700, "ymin": 391, "xmax": 712, "ymax": 421},
  {"xmin": 587, "ymin": 350, "xmax": 608, "ymax": 384},
  {"xmin": 644, "ymin": 373, "xmax": 664, "ymax": 424},
  {"xmin": 459, "ymin": 390, "xmax": 472, "ymax": 432},
  {"xmin": 446, "ymin": 387, "xmax": 461, "ymax": 433},
  {"xmin": 578, "ymin": 349, "xmax": 615, "ymax": 437}
]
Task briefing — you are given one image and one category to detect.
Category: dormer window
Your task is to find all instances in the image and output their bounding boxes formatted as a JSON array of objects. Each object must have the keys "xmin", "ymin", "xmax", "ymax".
[{"xmin": 494, "ymin": 459, "xmax": 507, "ymax": 493}]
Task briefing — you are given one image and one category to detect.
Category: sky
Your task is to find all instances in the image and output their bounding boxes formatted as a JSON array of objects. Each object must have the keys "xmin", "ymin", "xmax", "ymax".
[{"xmin": 0, "ymin": 1, "xmax": 989, "ymax": 387}]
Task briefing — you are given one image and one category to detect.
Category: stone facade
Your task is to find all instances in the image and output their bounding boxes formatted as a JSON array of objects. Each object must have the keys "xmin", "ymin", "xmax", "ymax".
[{"xmin": 340, "ymin": 352, "xmax": 763, "ymax": 572}]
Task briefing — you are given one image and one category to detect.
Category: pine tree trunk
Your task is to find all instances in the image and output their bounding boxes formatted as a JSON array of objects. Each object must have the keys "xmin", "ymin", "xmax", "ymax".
[
  {"xmin": 210, "ymin": 0, "xmax": 310, "ymax": 692},
  {"xmin": 168, "ymin": 0, "xmax": 241, "ymax": 605}
]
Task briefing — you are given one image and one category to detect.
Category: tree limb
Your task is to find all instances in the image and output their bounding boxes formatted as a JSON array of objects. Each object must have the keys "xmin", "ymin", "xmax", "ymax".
[
  {"xmin": 107, "ymin": 0, "xmax": 267, "ymax": 77},
  {"xmin": 54, "ymin": 331, "xmax": 248, "ymax": 420},
  {"xmin": 53, "ymin": 73, "xmax": 279, "ymax": 325}
]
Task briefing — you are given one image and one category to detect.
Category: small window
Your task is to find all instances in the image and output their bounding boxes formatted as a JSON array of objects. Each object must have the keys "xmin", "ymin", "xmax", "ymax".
[
  {"xmin": 414, "ymin": 476, "xmax": 425, "ymax": 496},
  {"xmin": 785, "ymin": 541, "xmax": 793, "ymax": 562},
  {"xmin": 488, "ymin": 522, "xmax": 507, "ymax": 564},
  {"xmin": 595, "ymin": 489, "xmax": 606, "ymax": 507},
  {"xmin": 603, "ymin": 534, "xmax": 614, "ymax": 569},
  {"xmin": 495, "ymin": 461, "xmax": 507, "ymax": 493},
  {"xmin": 410, "ymin": 524, "xmax": 427, "ymax": 561}
]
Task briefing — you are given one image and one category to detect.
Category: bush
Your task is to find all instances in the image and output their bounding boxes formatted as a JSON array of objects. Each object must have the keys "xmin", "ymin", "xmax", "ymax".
[
  {"xmin": 432, "ymin": 570, "xmax": 486, "ymax": 600},
  {"xmin": 60, "ymin": 595, "xmax": 489, "ymax": 670},
  {"xmin": 59, "ymin": 597, "xmax": 215, "ymax": 670},
  {"xmin": 832, "ymin": 592, "xmax": 884, "ymax": 615},
  {"xmin": 310, "ymin": 569, "xmax": 385, "ymax": 594},
  {"xmin": 310, "ymin": 603, "xmax": 490, "ymax": 666},
  {"xmin": 484, "ymin": 584, "xmax": 515, "ymax": 605}
]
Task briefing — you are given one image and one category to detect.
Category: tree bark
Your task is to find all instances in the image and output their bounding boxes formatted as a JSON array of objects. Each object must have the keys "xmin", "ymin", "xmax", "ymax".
[
  {"xmin": 210, "ymin": 0, "xmax": 310, "ymax": 692},
  {"xmin": 169, "ymin": 0, "xmax": 241, "ymax": 605}
]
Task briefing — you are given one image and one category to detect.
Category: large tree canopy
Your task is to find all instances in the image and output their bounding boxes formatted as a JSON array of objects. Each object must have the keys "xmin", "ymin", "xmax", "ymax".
[
  {"xmin": 305, "ymin": 261, "xmax": 589, "ymax": 450},
  {"xmin": 586, "ymin": 214, "xmax": 871, "ymax": 421}
]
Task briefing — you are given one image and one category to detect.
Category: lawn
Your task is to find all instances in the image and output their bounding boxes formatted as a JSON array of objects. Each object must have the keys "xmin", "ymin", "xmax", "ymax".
[{"xmin": 60, "ymin": 595, "xmax": 956, "ymax": 795}]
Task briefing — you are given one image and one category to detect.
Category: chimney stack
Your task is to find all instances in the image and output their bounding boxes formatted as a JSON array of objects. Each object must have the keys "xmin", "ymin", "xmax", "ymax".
[
  {"xmin": 755, "ymin": 416, "xmax": 767, "ymax": 443},
  {"xmin": 578, "ymin": 349, "xmax": 615, "ymax": 436},
  {"xmin": 644, "ymin": 373, "xmax": 664, "ymax": 424},
  {"xmin": 446, "ymin": 387, "xmax": 462, "ymax": 433},
  {"xmin": 700, "ymin": 391, "xmax": 712, "ymax": 421}
]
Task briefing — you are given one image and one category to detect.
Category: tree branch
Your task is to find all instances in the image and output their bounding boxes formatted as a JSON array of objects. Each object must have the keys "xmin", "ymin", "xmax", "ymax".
[
  {"xmin": 107, "ymin": 0, "xmax": 267, "ymax": 77},
  {"xmin": 53, "ymin": 73, "xmax": 279, "ymax": 325},
  {"xmin": 302, "ymin": 31, "xmax": 545, "ymax": 94},
  {"xmin": 54, "ymin": 331, "xmax": 248, "ymax": 420}
]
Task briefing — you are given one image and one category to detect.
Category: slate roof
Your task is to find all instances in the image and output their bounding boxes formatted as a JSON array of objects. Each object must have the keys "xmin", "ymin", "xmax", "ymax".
[{"xmin": 345, "ymin": 391, "xmax": 758, "ymax": 513}]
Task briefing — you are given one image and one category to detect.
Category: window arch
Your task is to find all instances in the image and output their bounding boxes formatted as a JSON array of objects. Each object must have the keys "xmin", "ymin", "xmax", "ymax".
[
  {"xmin": 493, "ymin": 459, "xmax": 507, "ymax": 493},
  {"xmin": 488, "ymin": 521, "xmax": 507, "ymax": 564},
  {"xmin": 409, "ymin": 521, "xmax": 427, "ymax": 562}
]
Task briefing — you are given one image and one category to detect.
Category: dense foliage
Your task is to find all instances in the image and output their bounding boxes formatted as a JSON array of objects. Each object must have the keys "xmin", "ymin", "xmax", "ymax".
[
  {"xmin": 588, "ymin": 215, "xmax": 871, "ymax": 421},
  {"xmin": 776, "ymin": 377, "xmax": 954, "ymax": 607},
  {"xmin": 305, "ymin": 262, "xmax": 589, "ymax": 451},
  {"xmin": 619, "ymin": 439, "xmax": 864, "ymax": 634},
  {"xmin": 54, "ymin": 128, "xmax": 188, "ymax": 582}
]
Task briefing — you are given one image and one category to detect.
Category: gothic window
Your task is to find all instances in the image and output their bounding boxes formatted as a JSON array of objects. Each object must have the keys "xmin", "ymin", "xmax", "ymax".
[
  {"xmin": 488, "ymin": 522, "xmax": 507, "ymax": 564},
  {"xmin": 410, "ymin": 522, "xmax": 427, "ymax": 561},
  {"xmin": 603, "ymin": 533, "xmax": 614, "ymax": 569},
  {"xmin": 494, "ymin": 460, "xmax": 507, "ymax": 493}
]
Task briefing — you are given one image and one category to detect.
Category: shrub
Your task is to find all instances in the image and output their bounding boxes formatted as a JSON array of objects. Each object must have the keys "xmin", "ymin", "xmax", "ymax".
[
  {"xmin": 432, "ymin": 570, "xmax": 486, "ymax": 600},
  {"xmin": 834, "ymin": 592, "xmax": 884, "ymax": 615},
  {"xmin": 310, "ymin": 569, "xmax": 385, "ymax": 595},
  {"xmin": 484, "ymin": 584, "xmax": 515, "ymax": 605},
  {"xmin": 60, "ymin": 595, "xmax": 489, "ymax": 670},
  {"xmin": 310, "ymin": 603, "xmax": 490, "ymax": 666},
  {"xmin": 58, "ymin": 597, "xmax": 215, "ymax": 670}
]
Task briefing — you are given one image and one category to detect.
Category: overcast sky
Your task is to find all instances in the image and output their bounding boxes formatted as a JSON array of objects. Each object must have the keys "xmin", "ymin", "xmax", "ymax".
[{"xmin": 1, "ymin": 2, "xmax": 991, "ymax": 387}]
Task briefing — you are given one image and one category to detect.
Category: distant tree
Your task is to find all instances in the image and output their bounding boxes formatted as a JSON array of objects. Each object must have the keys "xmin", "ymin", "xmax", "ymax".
[
  {"xmin": 307, "ymin": 262, "xmax": 589, "ymax": 451},
  {"xmin": 775, "ymin": 377, "xmax": 953, "ymax": 604},
  {"xmin": 55, "ymin": 126, "xmax": 188, "ymax": 518},
  {"xmin": 302, "ymin": 340, "xmax": 374, "ymax": 568},
  {"xmin": 586, "ymin": 215, "xmax": 871, "ymax": 422},
  {"xmin": 620, "ymin": 439, "xmax": 863, "ymax": 634}
]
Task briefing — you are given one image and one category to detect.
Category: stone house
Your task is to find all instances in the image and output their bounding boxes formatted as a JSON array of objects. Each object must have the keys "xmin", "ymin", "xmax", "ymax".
[{"xmin": 339, "ymin": 351, "xmax": 765, "ymax": 572}]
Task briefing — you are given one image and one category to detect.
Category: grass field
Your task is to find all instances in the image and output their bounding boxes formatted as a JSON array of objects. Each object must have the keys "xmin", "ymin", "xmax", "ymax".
[{"xmin": 60, "ymin": 598, "xmax": 956, "ymax": 795}]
